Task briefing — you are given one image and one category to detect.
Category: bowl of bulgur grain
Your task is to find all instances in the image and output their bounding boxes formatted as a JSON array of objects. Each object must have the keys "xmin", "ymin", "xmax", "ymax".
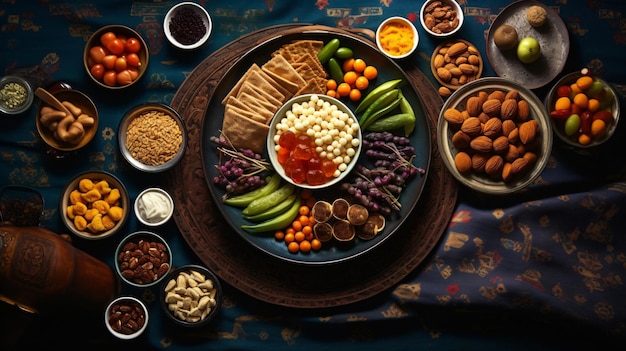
[{"xmin": 118, "ymin": 103, "xmax": 187, "ymax": 173}]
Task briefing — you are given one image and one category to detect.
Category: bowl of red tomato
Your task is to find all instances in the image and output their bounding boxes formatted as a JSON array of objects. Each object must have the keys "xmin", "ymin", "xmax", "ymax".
[
  {"xmin": 267, "ymin": 94, "xmax": 362, "ymax": 190},
  {"xmin": 83, "ymin": 25, "xmax": 149, "ymax": 89}
]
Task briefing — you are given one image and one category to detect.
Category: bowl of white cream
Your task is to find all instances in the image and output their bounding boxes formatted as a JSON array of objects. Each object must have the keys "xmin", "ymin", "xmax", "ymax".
[{"xmin": 134, "ymin": 187, "xmax": 174, "ymax": 226}]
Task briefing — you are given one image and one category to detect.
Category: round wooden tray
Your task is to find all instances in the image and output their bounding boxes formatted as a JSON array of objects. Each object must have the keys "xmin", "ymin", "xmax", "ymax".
[{"xmin": 167, "ymin": 24, "xmax": 458, "ymax": 309}]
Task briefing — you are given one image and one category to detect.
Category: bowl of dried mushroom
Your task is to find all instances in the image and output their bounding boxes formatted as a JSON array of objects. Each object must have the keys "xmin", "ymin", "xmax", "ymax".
[
  {"xmin": 437, "ymin": 77, "xmax": 552, "ymax": 195},
  {"xmin": 118, "ymin": 103, "xmax": 187, "ymax": 173}
]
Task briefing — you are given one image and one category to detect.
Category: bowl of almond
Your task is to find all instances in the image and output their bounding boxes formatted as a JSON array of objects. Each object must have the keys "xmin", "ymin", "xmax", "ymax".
[{"xmin": 437, "ymin": 77, "xmax": 553, "ymax": 194}]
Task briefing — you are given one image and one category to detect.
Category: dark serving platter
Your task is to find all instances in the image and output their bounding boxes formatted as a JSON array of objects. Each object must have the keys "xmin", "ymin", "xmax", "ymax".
[{"xmin": 200, "ymin": 29, "xmax": 431, "ymax": 265}]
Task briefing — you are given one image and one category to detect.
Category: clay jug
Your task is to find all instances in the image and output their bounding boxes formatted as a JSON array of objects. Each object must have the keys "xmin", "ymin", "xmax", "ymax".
[{"xmin": 0, "ymin": 225, "xmax": 118, "ymax": 313}]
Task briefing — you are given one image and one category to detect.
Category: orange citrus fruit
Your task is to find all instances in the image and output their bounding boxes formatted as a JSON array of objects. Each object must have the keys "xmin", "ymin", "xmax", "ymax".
[
  {"xmin": 355, "ymin": 76, "xmax": 369, "ymax": 90},
  {"xmin": 342, "ymin": 58, "xmax": 355, "ymax": 72},
  {"xmin": 353, "ymin": 58, "xmax": 366, "ymax": 72},
  {"xmin": 363, "ymin": 66, "xmax": 378, "ymax": 80},
  {"xmin": 343, "ymin": 71, "xmax": 358, "ymax": 85},
  {"xmin": 349, "ymin": 88, "xmax": 362, "ymax": 102},
  {"xmin": 337, "ymin": 82, "xmax": 351, "ymax": 97},
  {"xmin": 326, "ymin": 79, "xmax": 338, "ymax": 91}
]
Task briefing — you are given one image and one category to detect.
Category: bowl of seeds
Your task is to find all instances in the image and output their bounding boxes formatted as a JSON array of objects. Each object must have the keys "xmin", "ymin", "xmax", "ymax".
[
  {"xmin": 0, "ymin": 75, "xmax": 34, "ymax": 115},
  {"xmin": 163, "ymin": 2, "xmax": 212, "ymax": 50},
  {"xmin": 118, "ymin": 103, "xmax": 187, "ymax": 173}
]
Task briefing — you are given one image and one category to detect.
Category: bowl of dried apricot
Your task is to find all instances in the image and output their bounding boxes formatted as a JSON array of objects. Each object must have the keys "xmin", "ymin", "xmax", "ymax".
[
  {"xmin": 60, "ymin": 170, "xmax": 129, "ymax": 239},
  {"xmin": 118, "ymin": 103, "xmax": 187, "ymax": 173},
  {"xmin": 437, "ymin": 77, "xmax": 552, "ymax": 194}
]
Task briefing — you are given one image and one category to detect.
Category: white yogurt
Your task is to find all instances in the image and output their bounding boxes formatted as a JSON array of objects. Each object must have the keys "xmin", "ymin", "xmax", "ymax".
[{"xmin": 136, "ymin": 189, "xmax": 172, "ymax": 224}]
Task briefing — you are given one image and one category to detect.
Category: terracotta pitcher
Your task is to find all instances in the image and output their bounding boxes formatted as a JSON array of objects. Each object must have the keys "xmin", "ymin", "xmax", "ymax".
[{"xmin": 0, "ymin": 225, "xmax": 118, "ymax": 314}]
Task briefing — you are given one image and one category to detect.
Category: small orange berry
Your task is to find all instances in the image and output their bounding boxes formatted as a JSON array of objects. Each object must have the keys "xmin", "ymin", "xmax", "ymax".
[
  {"xmin": 587, "ymin": 98, "xmax": 600, "ymax": 112},
  {"xmin": 343, "ymin": 71, "xmax": 358, "ymax": 85},
  {"xmin": 355, "ymin": 76, "xmax": 369, "ymax": 90},
  {"xmin": 298, "ymin": 205, "xmax": 310, "ymax": 216},
  {"xmin": 274, "ymin": 230, "xmax": 285, "ymax": 241},
  {"xmin": 342, "ymin": 58, "xmax": 355, "ymax": 72},
  {"xmin": 299, "ymin": 240, "xmax": 312, "ymax": 253},
  {"xmin": 294, "ymin": 231, "xmax": 305, "ymax": 242},
  {"xmin": 578, "ymin": 133, "xmax": 591, "ymax": 145},
  {"xmin": 288, "ymin": 241, "xmax": 300, "ymax": 253},
  {"xmin": 353, "ymin": 58, "xmax": 366, "ymax": 72},
  {"xmin": 311, "ymin": 239, "xmax": 322, "ymax": 251},
  {"xmin": 337, "ymin": 82, "xmax": 351, "ymax": 97},
  {"xmin": 326, "ymin": 90, "xmax": 337, "ymax": 98},
  {"xmin": 573, "ymin": 93, "xmax": 589, "ymax": 109},
  {"xmin": 327, "ymin": 79, "xmax": 338, "ymax": 91},
  {"xmin": 576, "ymin": 76, "xmax": 594, "ymax": 91},
  {"xmin": 363, "ymin": 65, "xmax": 378, "ymax": 80},
  {"xmin": 590, "ymin": 119, "xmax": 606, "ymax": 137},
  {"xmin": 284, "ymin": 232, "xmax": 295, "ymax": 243},
  {"xmin": 298, "ymin": 215, "xmax": 310, "ymax": 226},
  {"xmin": 349, "ymin": 88, "xmax": 362, "ymax": 102},
  {"xmin": 554, "ymin": 96, "xmax": 571, "ymax": 111}
]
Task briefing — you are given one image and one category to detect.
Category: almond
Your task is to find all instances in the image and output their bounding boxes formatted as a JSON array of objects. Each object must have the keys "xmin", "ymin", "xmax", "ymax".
[
  {"xmin": 477, "ymin": 91, "xmax": 489, "ymax": 105},
  {"xmin": 449, "ymin": 67, "xmax": 463, "ymax": 77},
  {"xmin": 468, "ymin": 54, "xmax": 480, "ymax": 66},
  {"xmin": 522, "ymin": 151, "xmax": 537, "ymax": 164},
  {"xmin": 454, "ymin": 152, "xmax": 472, "ymax": 173},
  {"xmin": 438, "ymin": 86, "xmax": 452, "ymax": 97},
  {"xmin": 500, "ymin": 98, "xmax": 518, "ymax": 120},
  {"xmin": 485, "ymin": 154, "xmax": 504, "ymax": 177},
  {"xmin": 451, "ymin": 130, "xmax": 471, "ymax": 149},
  {"xmin": 437, "ymin": 67, "xmax": 452, "ymax": 82},
  {"xmin": 477, "ymin": 112, "xmax": 490, "ymax": 124},
  {"xmin": 504, "ymin": 144, "xmax": 520, "ymax": 162},
  {"xmin": 433, "ymin": 54, "xmax": 445, "ymax": 68},
  {"xmin": 492, "ymin": 135, "xmax": 510, "ymax": 153},
  {"xmin": 502, "ymin": 162, "xmax": 513, "ymax": 182},
  {"xmin": 447, "ymin": 41, "xmax": 468, "ymax": 57},
  {"xmin": 465, "ymin": 96, "xmax": 482, "ymax": 117},
  {"xmin": 517, "ymin": 100, "xmax": 530, "ymax": 121},
  {"xmin": 519, "ymin": 120, "xmax": 538, "ymax": 144},
  {"xmin": 458, "ymin": 63, "xmax": 475, "ymax": 75},
  {"xmin": 482, "ymin": 117, "xmax": 502, "ymax": 138},
  {"xmin": 507, "ymin": 127, "xmax": 519, "ymax": 144},
  {"xmin": 461, "ymin": 117, "xmax": 482, "ymax": 136},
  {"xmin": 469, "ymin": 135, "xmax": 493, "ymax": 153},
  {"xmin": 443, "ymin": 108, "xmax": 465, "ymax": 126},
  {"xmin": 505, "ymin": 89, "xmax": 520, "ymax": 101},
  {"xmin": 482, "ymin": 99, "xmax": 501, "ymax": 117},
  {"xmin": 511, "ymin": 157, "xmax": 529, "ymax": 174},
  {"xmin": 488, "ymin": 90, "xmax": 506, "ymax": 102},
  {"xmin": 501, "ymin": 119, "xmax": 517, "ymax": 136},
  {"xmin": 471, "ymin": 153, "xmax": 489, "ymax": 173}
]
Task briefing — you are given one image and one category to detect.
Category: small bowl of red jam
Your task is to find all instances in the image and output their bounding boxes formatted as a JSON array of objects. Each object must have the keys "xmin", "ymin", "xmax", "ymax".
[{"xmin": 267, "ymin": 94, "xmax": 362, "ymax": 190}]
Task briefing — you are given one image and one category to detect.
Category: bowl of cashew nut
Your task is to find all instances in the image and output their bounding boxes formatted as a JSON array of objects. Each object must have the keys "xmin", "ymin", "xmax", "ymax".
[{"xmin": 35, "ymin": 88, "xmax": 98, "ymax": 152}]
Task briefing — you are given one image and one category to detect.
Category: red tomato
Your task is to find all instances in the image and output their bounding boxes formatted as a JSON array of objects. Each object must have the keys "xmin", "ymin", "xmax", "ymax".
[
  {"xmin": 125, "ymin": 37, "xmax": 141, "ymax": 53},
  {"xmin": 116, "ymin": 70, "xmax": 133, "ymax": 85},
  {"xmin": 89, "ymin": 46, "xmax": 107, "ymax": 64},
  {"xmin": 114, "ymin": 57, "xmax": 127, "ymax": 72},
  {"xmin": 103, "ymin": 71, "xmax": 117, "ymax": 86},
  {"xmin": 106, "ymin": 38, "xmax": 125, "ymax": 55},
  {"xmin": 100, "ymin": 32, "xmax": 116, "ymax": 46},
  {"xmin": 125, "ymin": 53, "xmax": 141, "ymax": 67},
  {"xmin": 127, "ymin": 67, "xmax": 139, "ymax": 80},
  {"xmin": 102, "ymin": 55, "xmax": 117, "ymax": 70},
  {"xmin": 90, "ymin": 64, "xmax": 105, "ymax": 80}
]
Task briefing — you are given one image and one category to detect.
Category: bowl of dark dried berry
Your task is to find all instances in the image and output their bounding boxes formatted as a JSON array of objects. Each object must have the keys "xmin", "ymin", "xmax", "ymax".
[{"xmin": 164, "ymin": 2, "xmax": 212, "ymax": 50}]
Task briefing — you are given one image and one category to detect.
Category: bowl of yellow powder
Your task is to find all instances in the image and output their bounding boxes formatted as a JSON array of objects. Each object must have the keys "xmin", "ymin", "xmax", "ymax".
[{"xmin": 375, "ymin": 16, "xmax": 419, "ymax": 60}]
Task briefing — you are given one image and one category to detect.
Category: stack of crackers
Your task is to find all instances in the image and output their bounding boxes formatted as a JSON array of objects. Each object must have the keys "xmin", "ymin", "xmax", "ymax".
[{"xmin": 220, "ymin": 39, "xmax": 329, "ymax": 153}]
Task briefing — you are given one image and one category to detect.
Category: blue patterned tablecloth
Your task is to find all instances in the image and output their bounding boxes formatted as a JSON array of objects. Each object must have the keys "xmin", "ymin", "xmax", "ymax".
[{"xmin": 1, "ymin": 1, "xmax": 626, "ymax": 350}]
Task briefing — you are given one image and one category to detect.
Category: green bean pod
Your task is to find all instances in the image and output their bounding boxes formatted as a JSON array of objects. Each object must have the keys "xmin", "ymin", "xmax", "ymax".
[
  {"xmin": 355, "ymin": 78, "xmax": 402, "ymax": 114},
  {"xmin": 359, "ymin": 89, "xmax": 399, "ymax": 125},
  {"xmin": 222, "ymin": 173, "xmax": 281, "ymax": 207},
  {"xmin": 398, "ymin": 89, "xmax": 416, "ymax": 136},
  {"xmin": 242, "ymin": 182, "xmax": 295, "ymax": 216},
  {"xmin": 366, "ymin": 113, "xmax": 415, "ymax": 132},
  {"xmin": 243, "ymin": 193, "xmax": 297, "ymax": 222},
  {"xmin": 361, "ymin": 97, "xmax": 402, "ymax": 130},
  {"xmin": 241, "ymin": 197, "xmax": 302, "ymax": 234},
  {"xmin": 318, "ymin": 38, "xmax": 340, "ymax": 64}
]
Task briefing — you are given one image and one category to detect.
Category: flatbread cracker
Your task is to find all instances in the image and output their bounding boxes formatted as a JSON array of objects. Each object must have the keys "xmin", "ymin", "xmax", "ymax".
[
  {"xmin": 238, "ymin": 82, "xmax": 283, "ymax": 109},
  {"xmin": 262, "ymin": 54, "xmax": 307, "ymax": 94},
  {"xmin": 224, "ymin": 102, "xmax": 268, "ymax": 124},
  {"xmin": 225, "ymin": 96, "xmax": 273, "ymax": 123},
  {"xmin": 221, "ymin": 111, "xmax": 269, "ymax": 154}
]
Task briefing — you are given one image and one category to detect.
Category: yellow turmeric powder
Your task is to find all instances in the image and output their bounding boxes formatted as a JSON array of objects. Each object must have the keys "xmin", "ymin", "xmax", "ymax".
[{"xmin": 378, "ymin": 20, "xmax": 415, "ymax": 57}]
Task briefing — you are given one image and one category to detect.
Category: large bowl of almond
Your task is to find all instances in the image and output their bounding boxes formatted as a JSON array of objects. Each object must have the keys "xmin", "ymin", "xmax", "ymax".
[{"xmin": 437, "ymin": 77, "xmax": 552, "ymax": 194}]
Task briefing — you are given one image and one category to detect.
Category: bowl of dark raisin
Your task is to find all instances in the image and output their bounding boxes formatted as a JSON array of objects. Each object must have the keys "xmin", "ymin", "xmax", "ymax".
[{"xmin": 163, "ymin": 2, "xmax": 212, "ymax": 50}]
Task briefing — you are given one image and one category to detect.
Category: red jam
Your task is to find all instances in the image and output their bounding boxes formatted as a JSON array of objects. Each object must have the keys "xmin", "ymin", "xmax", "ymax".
[{"xmin": 277, "ymin": 131, "xmax": 337, "ymax": 186}]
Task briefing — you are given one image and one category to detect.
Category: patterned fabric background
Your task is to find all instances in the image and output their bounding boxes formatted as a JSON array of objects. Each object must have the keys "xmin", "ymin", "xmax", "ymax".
[{"xmin": 1, "ymin": 1, "xmax": 625, "ymax": 350}]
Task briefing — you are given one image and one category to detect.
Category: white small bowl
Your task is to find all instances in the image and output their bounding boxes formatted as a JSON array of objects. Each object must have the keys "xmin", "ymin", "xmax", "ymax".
[
  {"xmin": 267, "ymin": 94, "xmax": 362, "ymax": 190},
  {"xmin": 376, "ymin": 16, "xmax": 419, "ymax": 60},
  {"xmin": 164, "ymin": 2, "xmax": 212, "ymax": 50},
  {"xmin": 134, "ymin": 187, "xmax": 174, "ymax": 226},
  {"xmin": 420, "ymin": 0, "xmax": 464, "ymax": 37},
  {"xmin": 105, "ymin": 296, "xmax": 148, "ymax": 340}
]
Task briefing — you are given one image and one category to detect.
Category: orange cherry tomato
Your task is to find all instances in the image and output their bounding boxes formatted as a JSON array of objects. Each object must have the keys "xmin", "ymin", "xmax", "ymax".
[
  {"xmin": 116, "ymin": 70, "xmax": 133, "ymax": 85},
  {"xmin": 102, "ymin": 55, "xmax": 117, "ymax": 70},
  {"xmin": 125, "ymin": 53, "xmax": 141, "ymax": 67},
  {"xmin": 127, "ymin": 67, "xmax": 139, "ymax": 80},
  {"xmin": 89, "ymin": 46, "xmax": 107, "ymax": 64},
  {"xmin": 114, "ymin": 57, "xmax": 127, "ymax": 72},
  {"xmin": 125, "ymin": 37, "xmax": 141, "ymax": 53},
  {"xmin": 90, "ymin": 64, "xmax": 105, "ymax": 80},
  {"xmin": 103, "ymin": 71, "xmax": 117, "ymax": 86},
  {"xmin": 100, "ymin": 32, "xmax": 116, "ymax": 46},
  {"xmin": 106, "ymin": 38, "xmax": 125, "ymax": 55}
]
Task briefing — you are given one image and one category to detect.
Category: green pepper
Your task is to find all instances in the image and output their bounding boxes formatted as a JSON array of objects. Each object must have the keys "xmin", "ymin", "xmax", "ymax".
[
  {"xmin": 243, "ymin": 193, "xmax": 297, "ymax": 222},
  {"xmin": 398, "ymin": 89, "xmax": 416, "ymax": 137},
  {"xmin": 241, "ymin": 197, "xmax": 301, "ymax": 233},
  {"xmin": 222, "ymin": 173, "xmax": 280, "ymax": 207},
  {"xmin": 359, "ymin": 89, "xmax": 399, "ymax": 126},
  {"xmin": 318, "ymin": 38, "xmax": 340, "ymax": 64},
  {"xmin": 366, "ymin": 113, "xmax": 415, "ymax": 132},
  {"xmin": 242, "ymin": 182, "xmax": 295, "ymax": 216},
  {"xmin": 361, "ymin": 97, "xmax": 401, "ymax": 130}
]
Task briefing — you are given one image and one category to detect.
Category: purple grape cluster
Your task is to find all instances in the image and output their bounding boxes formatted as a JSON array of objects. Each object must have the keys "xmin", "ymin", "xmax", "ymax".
[
  {"xmin": 210, "ymin": 136, "xmax": 271, "ymax": 198},
  {"xmin": 340, "ymin": 132, "xmax": 426, "ymax": 216}
]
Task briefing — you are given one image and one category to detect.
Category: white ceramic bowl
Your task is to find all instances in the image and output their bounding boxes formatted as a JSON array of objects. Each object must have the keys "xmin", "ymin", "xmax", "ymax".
[
  {"xmin": 105, "ymin": 296, "xmax": 148, "ymax": 340},
  {"xmin": 134, "ymin": 187, "xmax": 174, "ymax": 226},
  {"xmin": 438, "ymin": 77, "xmax": 553, "ymax": 195},
  {"xmin": 376, "ymin": 16, "xmax": 419, "ymax": 60},
  {"xmin": 0, "ymin": 75, "xmax": 33, "ymax": 115},
  {"xmin": 267, "ymin": 94, "xmax": 362, "ymax": 190},
  {"xmin": 118, "ymin": 103, "xmax": 187, "ymax": 173},
  {"xmin": 60, "ymin": 171, "xmax": 129, "ymax": 240},
  {"xmin": 544, "ymin": 71, "xmax": 620, "ymax": 150},
  {"xmin": 114, "ymin": 231, "xmax": 172, "ymax": 288},
  {"xmin": 164, "ymin": 2, "xmax": 212, "ymax": 50},
  {"xmin": 420, "ymin": 0, "xmax": 464, "ymax": 37}
]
